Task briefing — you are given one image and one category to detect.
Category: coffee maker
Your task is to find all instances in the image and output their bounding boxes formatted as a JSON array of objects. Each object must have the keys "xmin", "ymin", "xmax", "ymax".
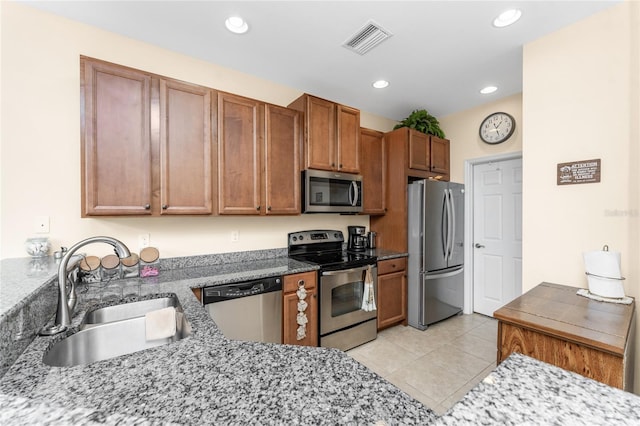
[{"xmin": 347, "ymin": 226, "xmax": 367, "ymax": 251}]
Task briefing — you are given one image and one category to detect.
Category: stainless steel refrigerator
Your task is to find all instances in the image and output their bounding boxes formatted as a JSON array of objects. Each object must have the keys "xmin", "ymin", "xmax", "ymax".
[{"xmin": 407, "ymin": 179, "xmax": 464, "ymax": 330}]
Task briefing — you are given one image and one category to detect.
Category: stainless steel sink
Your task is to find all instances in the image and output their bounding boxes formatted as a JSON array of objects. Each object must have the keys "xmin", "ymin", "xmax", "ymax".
[
  {"xmin": 82, "ymin": 296, "xmax": 180, "ymax": 326},
  {"xmin": 43, "ymin": 296, "xmax": 191, "ymax": 367}
]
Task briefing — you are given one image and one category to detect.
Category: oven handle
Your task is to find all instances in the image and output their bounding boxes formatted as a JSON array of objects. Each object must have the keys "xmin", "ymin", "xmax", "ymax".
[{"xmin": 322, "ymin": 266, "xmax": 370, "ymax": 276}]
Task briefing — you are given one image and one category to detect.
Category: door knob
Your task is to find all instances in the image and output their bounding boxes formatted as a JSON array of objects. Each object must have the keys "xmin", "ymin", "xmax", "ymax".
[{"xmin": 475, "ymin": 243, "xmax": 485, "ymax": 248}]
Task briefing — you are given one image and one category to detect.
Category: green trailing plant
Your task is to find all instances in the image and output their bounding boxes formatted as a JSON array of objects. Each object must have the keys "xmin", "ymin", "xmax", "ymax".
[{"xmin": 394, "ymin": 109, "xmax": 445, "ymax": 138}]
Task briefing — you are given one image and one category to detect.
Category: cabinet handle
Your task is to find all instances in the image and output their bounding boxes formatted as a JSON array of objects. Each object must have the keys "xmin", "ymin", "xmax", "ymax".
[
  {"xmin": 162, "ymin": 205, "xmax": 168, "ymax": 210},
  {"xmin": 339, "ymin": 163, "xmax": 343, "ymax": 168},
  {"xmin": 268, "ymin": 206, "xmax": 272, "ymax": 211},
  {"xmin": 256, "ymin": 206, "xmax": 261, "ymax": 211},
  {"xmin": 144, "ymin": 204, "xmax": 151, "ymax": 210},
  {"xmin": 331, "ymin": 163, "xmax": 335, "ymax": 168}
]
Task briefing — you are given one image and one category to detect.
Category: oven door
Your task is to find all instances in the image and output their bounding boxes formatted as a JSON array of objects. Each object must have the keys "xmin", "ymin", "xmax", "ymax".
[{"xmin": 320, "ymin": 265, "xmax": 377, "ymax": 335}]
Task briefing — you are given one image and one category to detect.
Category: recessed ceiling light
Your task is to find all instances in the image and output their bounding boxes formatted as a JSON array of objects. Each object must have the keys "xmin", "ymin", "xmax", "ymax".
[
  {"xmin": 480, "ymin": 86, "xmax": 498, "ymax": 94},
  {"xmin": 493, "ymin": 9, "xmax": 522, "ymax": 28},
  {"xmin": 372, "ymin": 80, "xmax": 389, "ymax": 89},
  {"xmin": 225, "ymin": 16, "xmax": 249, "ymax": 34}
]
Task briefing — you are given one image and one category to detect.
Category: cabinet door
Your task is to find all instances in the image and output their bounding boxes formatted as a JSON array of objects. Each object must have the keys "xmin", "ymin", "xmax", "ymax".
[
  {"xmin": 360, "ymin": 128, "xmax": 385, "ymax": 215},
  {"xmin": 81, "ymin": 58, "xmax": 152, "ymax": 216},
  {"xmin": 264, "ymin": 105, "xmax": 300, "ymax": 215},
  {"xmin": 159, "ymin": 79, "xmax": 213, "ymax": 214},
  {"xmin": 218, "ymin": 92, "xmax": 263, "ymax": 214},
  {"xmin": 430, "ymin": 136, "xmax": 450, "ymax": 176},
  {"xmin": 377, "ymin": 270, "xmax": 407, "ymax": 330},
  {"xmin": 408, "ymin": 129, "xmax": 430, "ymax": 171},
  {"xmin": 283, "ymin": 271, "xmax": 318, "ymax": 346},
  {"xmin": 305, "ymin": 96, "xmax": 336, "ymax": 171},
  {"xmin": 337, "ymin": 105, "xmax": 360, "ymax": 173}
]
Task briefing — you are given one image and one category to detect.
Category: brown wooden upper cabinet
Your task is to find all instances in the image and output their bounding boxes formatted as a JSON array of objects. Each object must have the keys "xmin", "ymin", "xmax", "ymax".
[
  {"xmin": 288, "ymin": 94, "xmax": 360, "ymax": 173},
  {"xmin": 218, "ymin": 92, "xmax": 300, "ymax": 215},
  {"xmin": 389, "ymin": 127, "xmax": 450, "ymax": 180},
  {"xmin": 159, "ymin": 79, "xmax": 214, "ymax": 215},
  {"xmin": 81, "ymin": 56, "xmax": 214, "ymax": 216},
  {"xmin": 81, "ymin": 57, "xmax": 153, "ymax": 216},
  {"xmin": 359, "ymin": 128, "xmax": 386, "ymax": 215},
  {"xmin": 430, "ymin": 135, "xmax": 451, "ymax": 176}
]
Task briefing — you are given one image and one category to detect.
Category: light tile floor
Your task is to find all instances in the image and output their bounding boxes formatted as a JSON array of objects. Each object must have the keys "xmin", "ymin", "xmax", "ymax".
[{"xmin": 346, "ymin": 313, "xmax": 497, "ymax": 416}]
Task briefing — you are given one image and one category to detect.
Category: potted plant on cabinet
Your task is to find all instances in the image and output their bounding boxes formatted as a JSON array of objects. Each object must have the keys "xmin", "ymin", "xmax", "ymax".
[{"xmin": 394, "ymin": 109, "xmax": 445, "ymax": 138}]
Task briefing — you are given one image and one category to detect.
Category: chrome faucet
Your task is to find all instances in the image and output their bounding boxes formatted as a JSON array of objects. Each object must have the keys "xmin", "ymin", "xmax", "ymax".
[{"xmin": 40, "ymin": 236, "xmax": 131, "ymax": 336}]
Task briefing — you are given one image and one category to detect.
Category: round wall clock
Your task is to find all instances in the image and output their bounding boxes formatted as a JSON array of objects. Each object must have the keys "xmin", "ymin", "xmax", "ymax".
[{"xmin": 479, "ymin": 112, "xmax": 515, "ymax": 144}]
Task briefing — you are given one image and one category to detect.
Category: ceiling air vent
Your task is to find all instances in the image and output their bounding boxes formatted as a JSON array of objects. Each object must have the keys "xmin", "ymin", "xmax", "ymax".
[{"xmin": 342, "ymin": 20, "xmax": 393, "ymax": 55}]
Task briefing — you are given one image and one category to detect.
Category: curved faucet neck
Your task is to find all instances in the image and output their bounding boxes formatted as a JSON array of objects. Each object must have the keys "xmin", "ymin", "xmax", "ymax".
[{"xmin": 41, "ymin": 236, "xmax": 131, "ymax": 335}]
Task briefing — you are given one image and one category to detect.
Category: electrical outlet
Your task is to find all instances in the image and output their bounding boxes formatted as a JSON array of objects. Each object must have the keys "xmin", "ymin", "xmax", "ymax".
[
  {"xmin": 230, "ymin": 230, "xmax": 239, "ymax": 242},
  {"xmin": 138, "ymin": 233, "xmax": 150, "ymax": 249},
  {"xmin": 34, "ymin": 216, "xmax": 50, "ymax": 233}
]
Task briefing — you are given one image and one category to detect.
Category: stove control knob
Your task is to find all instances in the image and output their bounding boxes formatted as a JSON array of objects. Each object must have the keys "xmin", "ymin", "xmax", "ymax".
[
  {"xmin": 299, "ymin": 235, "xmax": 304, "ymax": 240},
  {"xmin": 292, "ymin": 236, "xmax": 297, "ymax": 242}
]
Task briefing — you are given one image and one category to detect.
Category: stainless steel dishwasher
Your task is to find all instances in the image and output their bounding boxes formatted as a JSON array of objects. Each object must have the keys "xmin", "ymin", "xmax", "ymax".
[{"xmin": 202, "ymin": 276, "xmax": 282, "ymax": 344}]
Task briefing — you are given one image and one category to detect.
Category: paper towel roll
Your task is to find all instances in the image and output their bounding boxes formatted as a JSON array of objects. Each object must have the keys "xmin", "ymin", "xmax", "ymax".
[{"xmin": 583, "ymin": 249, "xmax": 625, "ymax": 298}]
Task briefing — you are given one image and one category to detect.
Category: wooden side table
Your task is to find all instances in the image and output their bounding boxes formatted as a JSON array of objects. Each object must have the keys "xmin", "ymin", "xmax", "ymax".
[{"xmin": 494, "ymin": 282, "xmax": 635, "ymax": 391}]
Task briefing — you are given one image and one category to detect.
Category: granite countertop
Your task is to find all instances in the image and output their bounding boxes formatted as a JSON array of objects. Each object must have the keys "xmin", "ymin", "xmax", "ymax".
[
  {"xmin": 0, "ymin": 250, "xmax": 435, "ymax": 425},
  {"xmin": 3, "ymin": 248, "xmax": 640, "ymax": 425},
  {"xmin": 437, "ymin": 352, "xmax": 640, "ymax": 425}
]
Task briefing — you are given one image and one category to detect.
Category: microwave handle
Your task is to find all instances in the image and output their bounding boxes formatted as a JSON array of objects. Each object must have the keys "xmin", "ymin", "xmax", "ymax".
[{"xmin": 349, "ymin": 181, "xmax": 359, "ymax": 207}]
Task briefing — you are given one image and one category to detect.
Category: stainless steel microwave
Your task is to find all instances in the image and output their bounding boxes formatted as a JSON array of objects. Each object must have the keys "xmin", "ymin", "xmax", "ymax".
[{"xmin": 302, "ymin": 170, "xmax": 362, "ymax": 214}]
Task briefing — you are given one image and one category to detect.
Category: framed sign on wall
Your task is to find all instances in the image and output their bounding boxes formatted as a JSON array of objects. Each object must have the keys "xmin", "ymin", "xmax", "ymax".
[{"xmin": 557, "ymin": 159, "xmax": 601, "ymax": 185}]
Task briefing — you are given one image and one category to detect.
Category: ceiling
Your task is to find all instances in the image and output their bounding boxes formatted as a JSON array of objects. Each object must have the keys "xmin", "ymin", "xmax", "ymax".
[{"xmin": 20, "ymin": 0, "xmax": 620, "ymax": 120}]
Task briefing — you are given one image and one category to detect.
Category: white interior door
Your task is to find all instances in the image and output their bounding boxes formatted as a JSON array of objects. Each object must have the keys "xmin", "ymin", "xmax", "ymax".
[{"xmin": 472, "ymin": 157, "xmax": 522, "ymax": 316}]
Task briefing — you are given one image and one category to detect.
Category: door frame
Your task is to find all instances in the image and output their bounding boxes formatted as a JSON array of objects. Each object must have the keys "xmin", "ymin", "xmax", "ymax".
[{"xmin": 463, "ymin": 151, "xmax": 523, "ymax": 314}]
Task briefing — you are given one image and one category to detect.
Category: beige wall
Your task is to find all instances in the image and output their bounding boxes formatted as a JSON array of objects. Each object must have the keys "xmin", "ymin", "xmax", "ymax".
[
  {"xmin": 439, "ymin": 93, "xmax": 523, "ymax": 184},
  {"xmin": 0, "ymin": 2, "xmax": 396, "ymax": 259},
  {"xmin": 522, "ymin": 2, "xmax": 636, "ymax": 294},
  {"xmin": 523, "ymin": 1, "xmax": 639, "ymax": 391}
]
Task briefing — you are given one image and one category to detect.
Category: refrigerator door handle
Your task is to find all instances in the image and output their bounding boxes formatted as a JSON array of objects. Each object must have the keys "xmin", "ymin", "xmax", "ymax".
[
  {"xmin": 448, "ymin": 189, "xmax": 455, "ymax": 261},
  {"xmin": 424, "ymin": 266, "xmax": 464, "ymax": 280},
  {"xmin": 445, "ymin": 189, "xmax": 453, "ymax": 262},
  {"xmin": 442, "ymin": 189, "xmax": 449, "ymax": 261}
]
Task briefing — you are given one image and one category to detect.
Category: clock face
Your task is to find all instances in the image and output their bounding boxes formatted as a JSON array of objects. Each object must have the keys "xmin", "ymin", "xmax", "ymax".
[{"xmin": 479, "ymin": 112, "xmax": 515, "ymax": 144}]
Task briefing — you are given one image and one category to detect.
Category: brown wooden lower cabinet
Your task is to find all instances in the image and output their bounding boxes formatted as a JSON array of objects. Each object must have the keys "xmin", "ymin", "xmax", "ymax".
[
  {"xmin": 283, "ymin": 271, "xmax": 318, "ymax": 346},
  {"xmin": 191, "ymin": 287, "xmax": 202, "ymax": 303},
  {"xmin": 377, "ymin": 257, "xmax": 408, "ymax": 330},
  {"xmin": 494, "ymin": 282, "xmax": 636, "ymax": 391}
]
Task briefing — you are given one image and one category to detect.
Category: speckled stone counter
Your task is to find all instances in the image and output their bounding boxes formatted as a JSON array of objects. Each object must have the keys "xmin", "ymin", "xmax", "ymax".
[
  {"xmin": 363, "ymin": 248, "xmax": 408, "ymax": 261},
  {"xmin": 0, "ymin": 250, "xmax": 313, "ymax": 378},
  {"xmin": 437, "ymin": 352, "xmax": 640, "ymax": 425},
  {"xmin": 0, "ymin": 256, "xmax": 436, "ymax": 425},
  {"xmin": 4, "ymin": 249, "xmax": 640, "ymax": 425}
]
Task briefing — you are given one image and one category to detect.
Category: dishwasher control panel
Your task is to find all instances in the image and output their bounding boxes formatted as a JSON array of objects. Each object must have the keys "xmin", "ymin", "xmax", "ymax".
[{"xmin": 203, "ymin": 276, "xmax": 282, "ymax": 304}]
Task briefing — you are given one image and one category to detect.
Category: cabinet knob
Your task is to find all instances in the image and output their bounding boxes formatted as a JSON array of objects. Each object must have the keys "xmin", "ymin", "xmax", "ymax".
[
  {"xmin": 339, "ymin": 163, "xmax": 343, "ymax": 168},
  {"xmin": 267, "ymin": 206, "xmax": 272, "ymax": 211},
  {"xmin": 256, "ymin": 206, "xmax": 261, "ymax": 211},
  {"xmin": 162, "ymin": 205, "xmax": 168, "ymax": 210},
  {"xmin": 298, "ymin": 279, "xmax": 305, "ymax": 286},
  {"xmin": 144, "ymin": 204, "xmax": 151, "ymax": 210}
]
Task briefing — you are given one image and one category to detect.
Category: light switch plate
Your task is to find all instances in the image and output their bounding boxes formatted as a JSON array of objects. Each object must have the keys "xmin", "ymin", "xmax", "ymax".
[{"xmin": 138, "ymin": 233, "xmax": 150, "ymax": 250}]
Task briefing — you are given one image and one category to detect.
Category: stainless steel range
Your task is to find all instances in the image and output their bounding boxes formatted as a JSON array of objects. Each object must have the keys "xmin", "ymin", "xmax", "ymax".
[{"xmin": 288, "ymin": 230, "xmax": 378, "ymax": 351}]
